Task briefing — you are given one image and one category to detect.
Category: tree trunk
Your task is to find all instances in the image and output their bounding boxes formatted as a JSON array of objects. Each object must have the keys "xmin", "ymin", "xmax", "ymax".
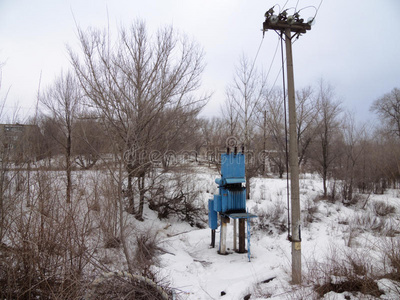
[
  {"xmin": 118, "ymin": 156, "xmax": 134, "ymax": 273},
  {"xmin": 348, "ymin": 177, "xmax": 353, "ymax": 201},
  {"xmin": 246, "ymin": 176, "xmax": 250, "ymax": 199},
  {"xmin": 66, "ymin": 133, "xmax": 72, "ymax": 203},
  {"xmin": 26, "ymin": 161, "xmax": 31, "ymax": 207},
  {"xmin": 322, "ymin": 170, "xmax": 327, "ymax": 198},
  {"xmin": 127, "ymin": 167, "xmax": 135, "ymax": 214},
  {"xmin": 0, "ymin": 169, "xmax": 5, "ymax": 243},
  {"xmin": 136, "ymin": 172, "xmax": 145, "ymax": 221},
  {"xmin": 279, "ymin": 166, "xmax": 284, "ymax": 179}
]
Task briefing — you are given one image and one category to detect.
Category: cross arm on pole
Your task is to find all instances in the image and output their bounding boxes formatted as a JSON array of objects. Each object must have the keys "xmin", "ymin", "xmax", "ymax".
[{"xmin": 263, "ymin": 20, "xmax": 311, "ymax": 34}]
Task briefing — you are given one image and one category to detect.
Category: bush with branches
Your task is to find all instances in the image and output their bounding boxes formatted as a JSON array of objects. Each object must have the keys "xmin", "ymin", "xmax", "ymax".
[
  {"xmin": 148, "ymin": 171, "xmax": 207, "ymax": 227},
  {"xmin": 253, "ymin": 201, "xmax": 288, "ymax": 234},
  {"xmin": 0, "ymin": 169, "xmax": 93, "ymax": 299}
]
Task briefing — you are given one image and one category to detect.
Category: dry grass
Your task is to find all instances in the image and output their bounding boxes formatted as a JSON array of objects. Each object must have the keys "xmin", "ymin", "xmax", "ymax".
[
  {"xmin": 253, "ymin": 200, "xmax": 288, "ymax": 234},
  {"xmin": 305, "ymin": 247, "xmax": 383, "ymax": 298},
  {"xmin": 0, "ymin": 169, "xmax": 92, "ymax": 299},
  {"xmin": 303, "ymin": 237, "xmax": 400, "ymax": 299},
  {"xmin": 88, "ymin": 272, "xmax": 170, "ymax": 300},
  {"xmin": 0, "ymin": 168, "xmax": 171, "ymax": 299},
  {"xmin": 372, "ymin": 200, "xmax": 396, "ymax": 217},
  {"xmin": 302, "ymin": 195, "xmax": 320, "ymax": 228},
  {"xmin": 381, "ymin": 238, "xmax": 400, "ymax": 282},
  {"xmin": 134, "ymin": 230, "xmax": 162, "ymax": 277}
]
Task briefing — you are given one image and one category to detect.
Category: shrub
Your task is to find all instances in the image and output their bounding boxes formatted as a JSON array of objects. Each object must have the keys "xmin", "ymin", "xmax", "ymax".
[
  {"xmin": 302, "ymin": 195, "xmax": 319, "ymax": 227},
  {"xmin": 254, "ymin": 201, "xmax": 288, "ymax": 235},
  {"xmin": 353, "ymin": 212, "xmax": 387, "ymax": 233},
  {"xmin": 86, "ymin": 271, "xmax": 170, "ymax": 300},
  {"xmin": 0, "ymin": 170, "xmax": 91, "ymax": 299},
  {"xmin": 306, "ymin": 247, "xmax": 383, "ymax": 298},
  {"xmin": 147, "ymin": 172, "xmax": 206, "ymax": 227},
  {"xmin": 381, "ymin": 238, "xmax": 400, "ymax": 281},
  {"xmin": 303, "ymin": 239, "xmax": 400, "ymax": 299},
  {"xmin": 97, "ymin": 173, "xmax": 121, "ymax": 248},
  {"xmin": 134, "ymin": 231, "xmax": 161, "ymax": 274},
  {"xmin": 372, "ymin": 201, "xmax": 396, "ymax": 217}
]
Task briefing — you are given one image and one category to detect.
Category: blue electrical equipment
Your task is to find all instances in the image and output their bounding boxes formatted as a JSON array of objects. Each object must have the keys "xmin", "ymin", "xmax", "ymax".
[
  {"xmin": 208, "ymin": 147, "xmax": 256, "ymax": 257},
  {"xmin": 209, "ymin": 152, "xmax": 246, "ymax": 218}
]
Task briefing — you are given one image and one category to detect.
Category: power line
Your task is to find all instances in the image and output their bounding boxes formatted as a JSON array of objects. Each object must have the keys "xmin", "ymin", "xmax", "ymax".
[
  {"xmin": 265, "ymin": 36, "xmax": 281, "ymax": 83},
  {"xmin": 316, "ymin": 0, "xmax": 324, "ymax": 17},
  {"xmin": 250, "ymin": 30, "xmax": 281, "ymax": 94},
  {"xmin": 295, "ymin": 0, "xmax": 300, "ymax": 11},
  {"xmin": 249, "ymin": 36, "xmax": 265, "ymax": 76},
  {"xmin": 282, "ymin": 0, "xmax": 290, "ymax": 11}
]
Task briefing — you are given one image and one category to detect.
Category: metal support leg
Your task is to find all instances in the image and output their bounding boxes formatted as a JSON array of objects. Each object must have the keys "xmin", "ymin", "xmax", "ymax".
[
  {"xmin": 220, "ymin": 219, "xmax": 227, "ymax": 254},
  {"xmin": 233, "ymin": 218, "xmax": 237, "ymax": 251},
  {"xmin": 247, "ymin": 215, "xmax": 251, "ymax": 262},
  {"xmin": 238, "ymin": 218, "xmax": 246, "ymax": 253}
]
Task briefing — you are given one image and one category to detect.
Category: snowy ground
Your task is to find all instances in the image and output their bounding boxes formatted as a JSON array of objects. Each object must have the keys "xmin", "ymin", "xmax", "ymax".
[
  {"xmin": 123, "ymin": 169, "xmax": 400, "ymax": 299},
  {"xmin": 7, "ymin": 163, "xmax": 400, "ymax": 299},
  {"xmin": 150, "ymin": 176, "xmax": 293, "ymax": 300}
]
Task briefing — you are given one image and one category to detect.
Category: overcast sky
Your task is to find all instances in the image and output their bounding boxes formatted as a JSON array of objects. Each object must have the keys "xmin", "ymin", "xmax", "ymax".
[{"xmin": 1, "ymin": 0, "xmax": 399, "ymax": 123}]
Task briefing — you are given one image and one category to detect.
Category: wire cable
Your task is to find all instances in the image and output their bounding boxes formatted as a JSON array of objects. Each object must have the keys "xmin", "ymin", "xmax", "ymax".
[
  {"xmin": 295, "ymin": 0, "xmax": 300, "ymax": 11},
  {"xmin": 249, "ymin": 36, "xmax": 265, "ymax": 77},
  {"xmin": 269, "ymin": 59, "xmax": 284, "ymax": 92},
  {"xmin": 265, "ymin": 36, "xmax": 281, "ymax": 83},
  {"xmin": 267, "ymin": 31, "xmax": 287, "ymax": 93},
  {"xmin": 297, "ymin": 5, "xmax": 318, "ymax": 13},
  {"xmin": 316, "ymin": 0, "xmax": 324, "ymax": 16},
  {"xmin": 281, "ymin": 0, "xmax": 289, "ymax": 11}
]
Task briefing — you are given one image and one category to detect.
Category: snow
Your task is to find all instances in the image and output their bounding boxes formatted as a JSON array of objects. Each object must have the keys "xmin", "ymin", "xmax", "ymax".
[
  {"xmin": 134, "ymin": 169, "xmax": 400, "ymax": 299},
  {"xmin": 6, "ymin": 162, "xmax": 400, "ymax": 299},
  {"xmin": 132, "ymin": 175, "xmax": 297, "ymax": 298},
  {"xmin": 157, "ymin": 226, "xmax": 282, "ymax": 299}
]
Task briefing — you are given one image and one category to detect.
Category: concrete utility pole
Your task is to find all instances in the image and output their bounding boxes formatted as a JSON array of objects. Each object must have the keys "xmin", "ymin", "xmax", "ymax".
[
  {"xmin": 285, "ymin": 26, "xmax": 302, "ymax": 284},
  {"xmin": 263, "ymin": 8, "xmax": 312, "ymax": 284}
]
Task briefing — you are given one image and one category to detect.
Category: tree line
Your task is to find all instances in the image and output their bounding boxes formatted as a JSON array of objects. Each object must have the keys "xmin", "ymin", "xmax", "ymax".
[
  {"xmin": 0, "ymin": 20, "xmax": 400, "ymax": 298},
  {"xmin": 1, "ymin": 21, "xmax": 400, "ymax": 217}
]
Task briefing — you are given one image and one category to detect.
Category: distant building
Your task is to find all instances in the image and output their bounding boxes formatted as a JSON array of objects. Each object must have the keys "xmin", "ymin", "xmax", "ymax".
[{"xmin": 0, "ymin": 124, "xmax": 43, "ymax": 163}]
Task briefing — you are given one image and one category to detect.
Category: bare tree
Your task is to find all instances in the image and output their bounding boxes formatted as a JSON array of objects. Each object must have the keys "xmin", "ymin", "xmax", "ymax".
[
  {"xmin": 262, "ymin": 88, "xmax": 286, "ymax": 178},
  {"xmin": 370, "ymin": 87, "xmax": 400, "ymax": 187},
  {"xmin": 155, "ymin": 107, "xmax": 202, "ymax": 170},
  {"xmin": 41, "ymin": 71, "xmax": 81, "ymax": 203},
  {"xmin": 198, "ymin": 117, "xmax": 227, "ymax": 166},
  {"xmin": 0, "ymin": 64, "xmax": 9, "ymax": 122},
  {"xmin": 225, "ymin": 54, "xmax": 267, "ymax": 148},
  {"xmin": 37, "ymin": 115, "xmax": 63, "ymax": 166},
  {"xmin": 339, "ymin": 112, "xmax": 367, "ymax": 202},
  {"xmin": 69, "ymin": 20, "xmax": 208, "ymax": 219},
  {"xmin": 370, "ymin": 87, "xmax": 400, "ymax": 137},
  {"xmin": 253, "ymin": 86, "xmax": 319, "ymax": 177},
  {"xmin": 310, "ymin": 80, "xmax": 342, "ymax": 198},
  {"xmin": 368, "ymin": 127, "xmax": 400, "ymax": 191},
  {"xmin": 0, "ymin": 65, "xmax": 9, "ymax": 242},
  {"xmin": 296, "ymin": 86, "xmax": 320, "ymax": 167},
  {"xmin": 73, "ymin": 116, "xmax": 110, "ymax": 169},
  {"xmin": 225, "ymin": 54, "xmax": 267, "ymax": 198},
  {"xmin": 221, "ymin": 92, "xmax": 241, "ymax": 137}
]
